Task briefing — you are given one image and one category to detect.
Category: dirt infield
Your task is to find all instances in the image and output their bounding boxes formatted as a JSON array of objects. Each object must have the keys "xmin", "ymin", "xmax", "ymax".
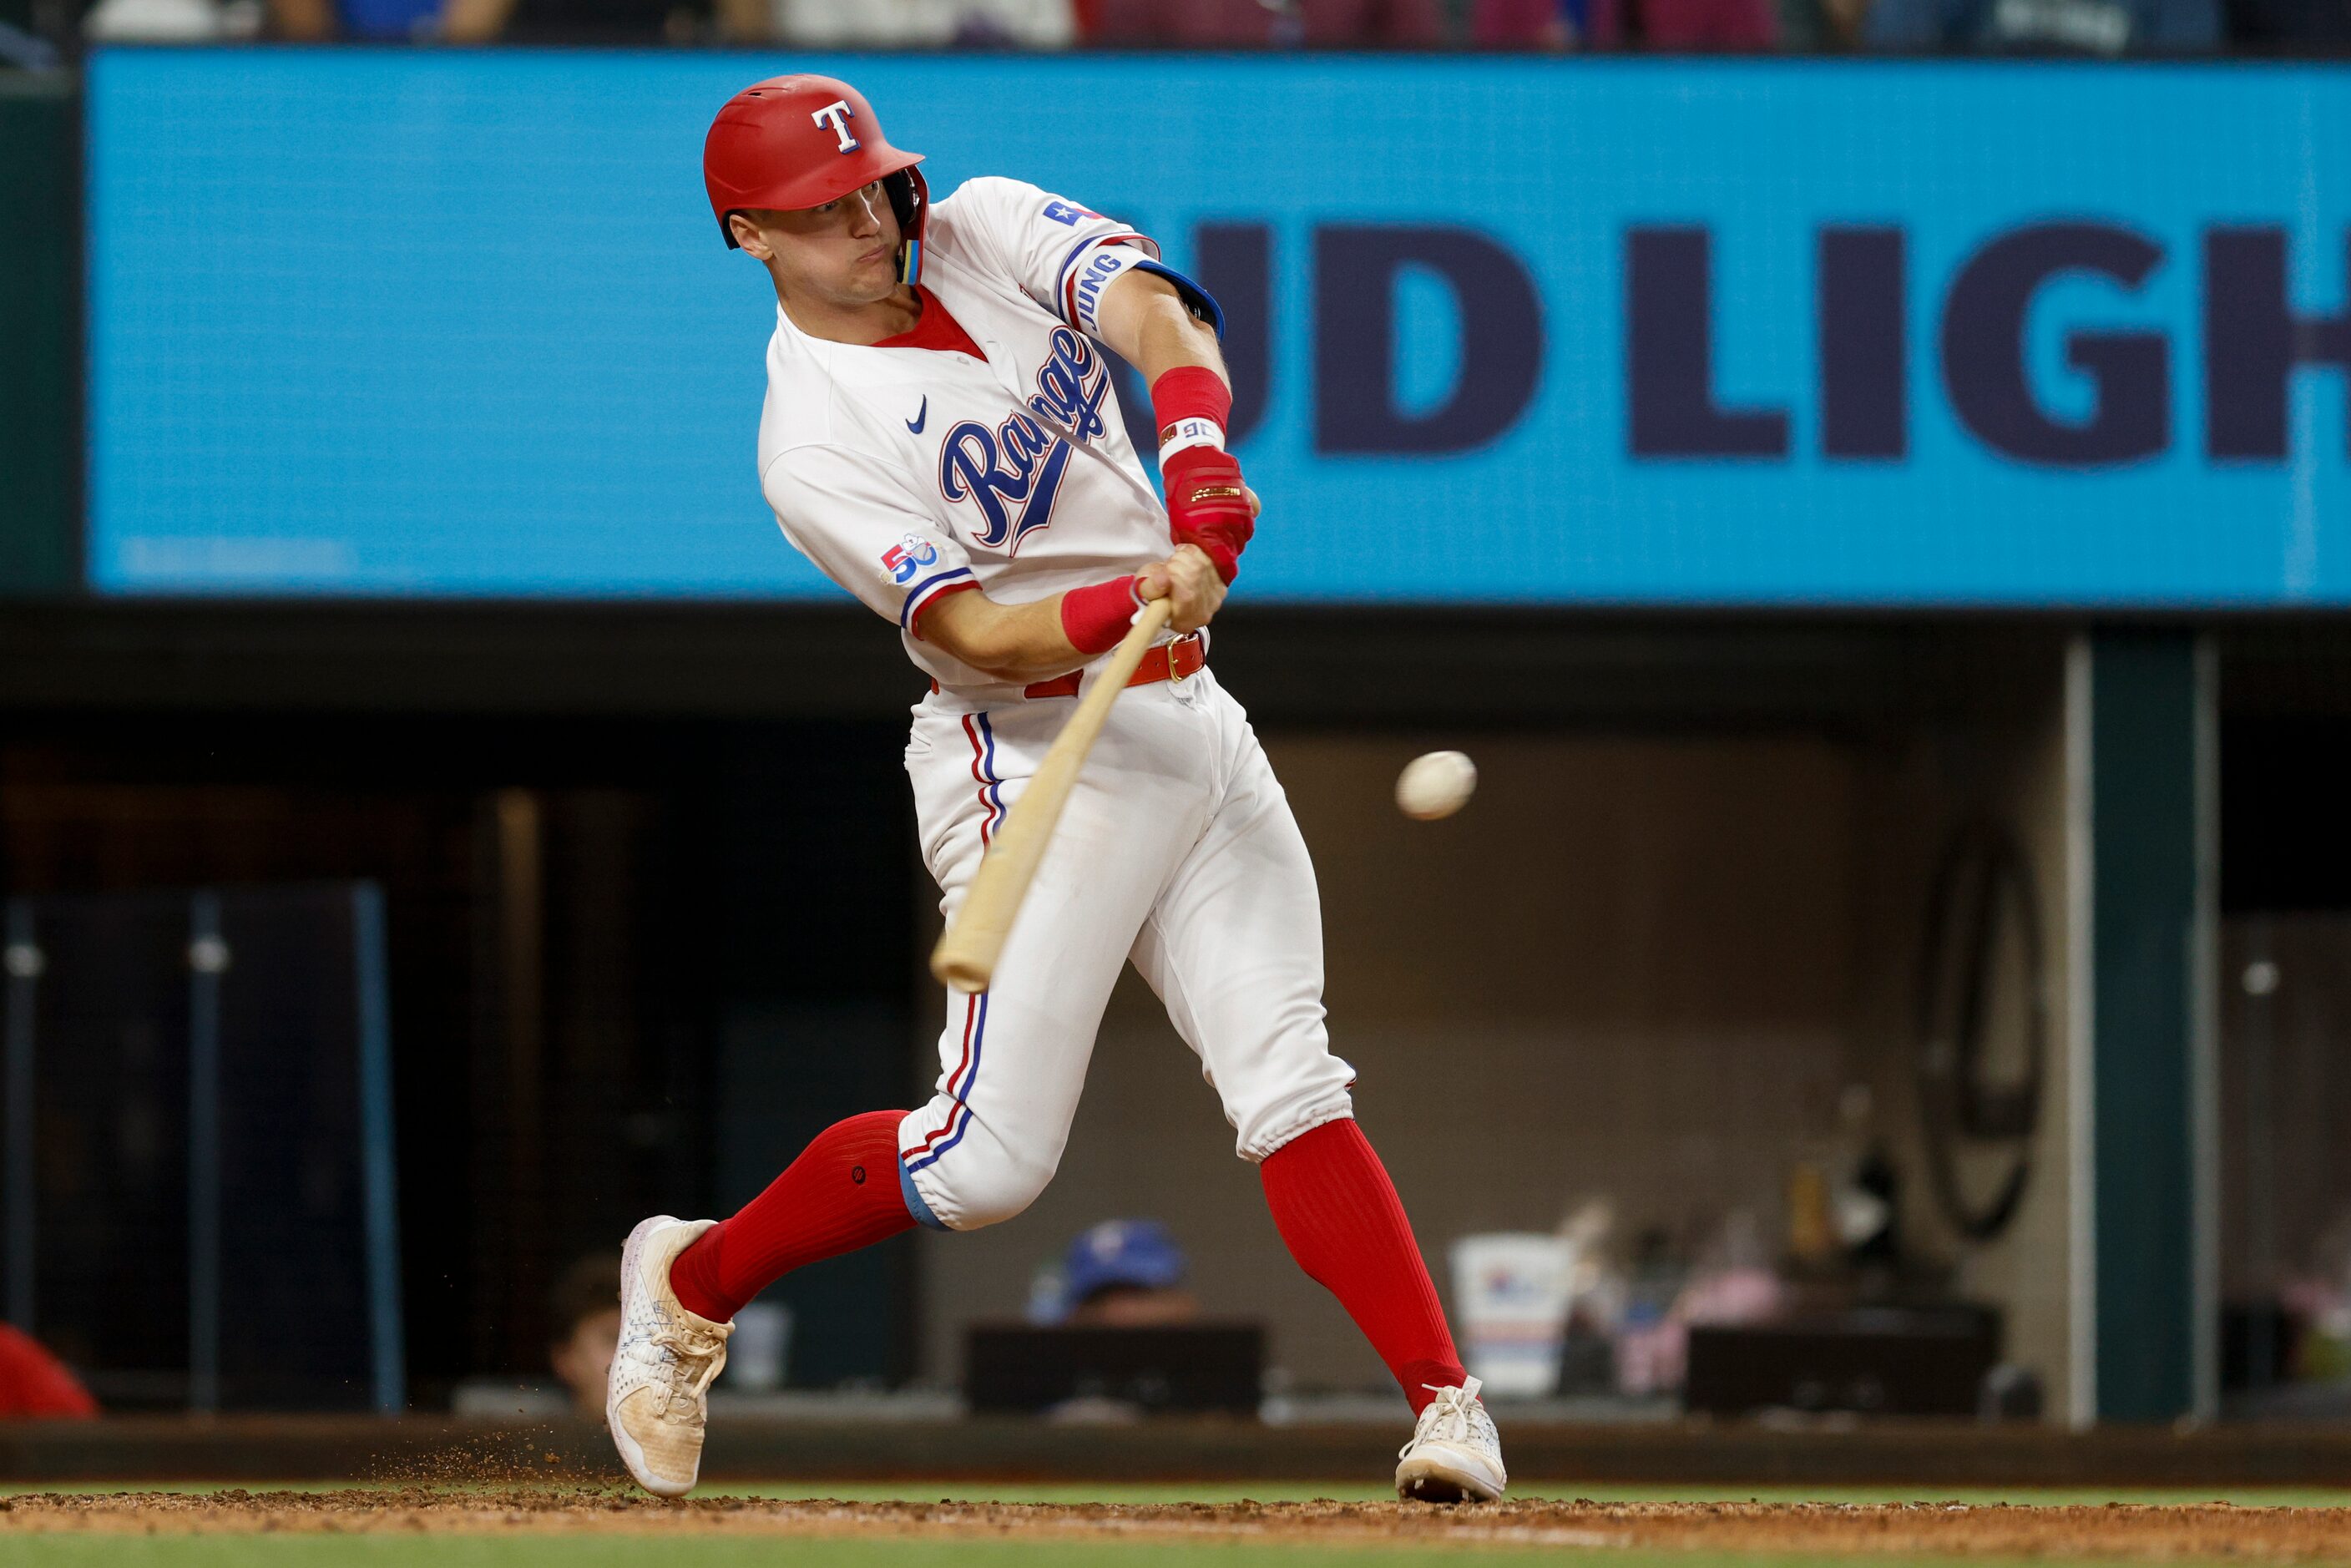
[{"xmin": 3, "ymin": 1488, "xmax": 2348, "ymax": 1556}]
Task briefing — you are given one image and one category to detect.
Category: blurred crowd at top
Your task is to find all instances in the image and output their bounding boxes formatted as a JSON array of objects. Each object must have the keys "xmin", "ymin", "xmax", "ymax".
[{"xmin": 3, "ymin": 0, "xmax": 2347, "ymax": 79}]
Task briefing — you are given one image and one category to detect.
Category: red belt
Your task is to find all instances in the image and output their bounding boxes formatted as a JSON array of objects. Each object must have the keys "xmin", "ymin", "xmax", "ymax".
[{"xmin": 1016, "ymin": 632, "xmax": 1205, "ymax": 701}]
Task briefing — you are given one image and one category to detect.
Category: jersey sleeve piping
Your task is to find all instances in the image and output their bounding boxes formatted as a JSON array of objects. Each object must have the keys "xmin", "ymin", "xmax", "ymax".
[
  {"xmin": 900, "ymin": 565, "xmax": 978, "ymax": 630},
  {"xmin": 1051, "ymin": 236, "xmax": 1226, "ymax": 341},
  {"xmin": 906, "ymin": 575, "xmax": 981, "ymax": 640},
  {"xmin": 1052, "ymin": 232, "xmax": 1155, "ymax": 326}
]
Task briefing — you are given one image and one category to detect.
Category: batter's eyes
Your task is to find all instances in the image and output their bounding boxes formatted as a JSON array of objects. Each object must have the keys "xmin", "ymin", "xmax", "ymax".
[{"xmin": 812, "ymin": 185, "xmax": 880, "ymax": 216}]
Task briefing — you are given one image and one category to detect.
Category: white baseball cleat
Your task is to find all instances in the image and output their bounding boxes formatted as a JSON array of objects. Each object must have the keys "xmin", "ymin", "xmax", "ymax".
[
  {"xmin": 1394, "ymin": 1376, "xmax": 1507, "ymax": 1503},
  {"xmin": 607, "ymin": 1215, "xmax": 732, "ymax": 1498}
]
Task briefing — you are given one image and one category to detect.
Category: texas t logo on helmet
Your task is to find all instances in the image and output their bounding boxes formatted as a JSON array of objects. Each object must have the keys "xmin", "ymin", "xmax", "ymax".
[
  {"xmin": 702, "ymin": 74, "xmax": 928, "ymax": 276},
  {"xmin": 810, "ymin": 99, "xmax": 859, "ymax": 153}
]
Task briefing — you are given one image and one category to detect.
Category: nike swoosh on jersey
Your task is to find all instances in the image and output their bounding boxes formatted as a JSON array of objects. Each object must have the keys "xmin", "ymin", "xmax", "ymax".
[{"xmin": 907, "ymin": 397, "xmax": 928, "ymax": 435}]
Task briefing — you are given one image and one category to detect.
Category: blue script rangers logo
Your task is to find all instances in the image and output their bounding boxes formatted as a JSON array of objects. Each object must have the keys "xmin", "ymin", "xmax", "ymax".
[{"xmin": 937, "ymin": 327, "xmax": 1111, "ymax": 552}]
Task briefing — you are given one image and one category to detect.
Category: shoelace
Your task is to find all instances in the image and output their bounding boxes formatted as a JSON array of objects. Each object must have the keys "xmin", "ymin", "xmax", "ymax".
[
  {"xmin": 637, "ymin": 1316, "xmax": 728, "ymax": 1419},
  {"xmin": 1401, "ymin": 1376, "xmax": 1489, "ymax": 1457}
]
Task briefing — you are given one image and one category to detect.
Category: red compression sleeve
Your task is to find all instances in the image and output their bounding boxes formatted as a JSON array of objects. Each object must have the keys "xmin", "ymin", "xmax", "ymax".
[
  {"xmin": 1059, "ymin": 575, "xmax": 1142, "ymax": 655},
  {"xmin": 1260, "ymin": 1118, "xmax": 1469, "ymax": 1417},
  {"xmin": 669, "ymin": 1110, "xmax": 916, "ymax": 1324},
  {"xmin": 1150, "ymin": 366, "xmax": 1232, "ymax": 444}
]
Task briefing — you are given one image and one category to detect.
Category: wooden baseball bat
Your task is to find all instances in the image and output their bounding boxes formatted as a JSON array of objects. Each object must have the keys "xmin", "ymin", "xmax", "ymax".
[{"xmin": 929, "ymin": 596, "xmax": 1176, "ymax": 993}]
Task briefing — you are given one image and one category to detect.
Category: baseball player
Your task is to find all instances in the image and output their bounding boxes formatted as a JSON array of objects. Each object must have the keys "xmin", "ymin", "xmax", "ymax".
[{"xmin": 608, "ymin": 74, "xmax": 1504, "ymax": 1505}]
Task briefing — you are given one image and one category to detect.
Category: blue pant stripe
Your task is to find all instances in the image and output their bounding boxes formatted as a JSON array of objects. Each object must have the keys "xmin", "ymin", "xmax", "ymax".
[{"xmin": 904, "ymin": 991, "xmax": 988, "ymax": 1176}]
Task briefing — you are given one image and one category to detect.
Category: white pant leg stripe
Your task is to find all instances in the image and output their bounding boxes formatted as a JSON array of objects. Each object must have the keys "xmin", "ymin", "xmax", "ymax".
[
  {"xmin": 960, "ymin": 712, "xmax": 1006, "ymax": 845},
  {"xmin": 905, "ymin": 990, "xmax": 988, "ymax": 1176}
]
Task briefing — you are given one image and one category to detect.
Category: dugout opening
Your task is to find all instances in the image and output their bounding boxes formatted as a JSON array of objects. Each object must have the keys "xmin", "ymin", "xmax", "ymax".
[{"xmin": 2212, "ymin": 632, "xmax": 2351, "ymax": 1421}]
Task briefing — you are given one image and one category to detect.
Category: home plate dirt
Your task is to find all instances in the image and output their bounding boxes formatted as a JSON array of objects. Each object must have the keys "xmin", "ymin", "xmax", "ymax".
[{"xmin": 3, "ymin": 1490, "xmax": 2349, "ymax": 1555}]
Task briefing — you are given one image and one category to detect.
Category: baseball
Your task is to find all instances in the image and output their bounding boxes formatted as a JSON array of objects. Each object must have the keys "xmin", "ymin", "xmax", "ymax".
[{"xmin": 1395, "ymin": 750, "xmax": 1477, "ymax": 821}]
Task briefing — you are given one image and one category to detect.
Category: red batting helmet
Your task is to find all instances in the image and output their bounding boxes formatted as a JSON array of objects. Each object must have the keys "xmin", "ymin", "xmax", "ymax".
[{"xmin": 703, "ymin": 75, "xmax": 928, "ymax": 271}]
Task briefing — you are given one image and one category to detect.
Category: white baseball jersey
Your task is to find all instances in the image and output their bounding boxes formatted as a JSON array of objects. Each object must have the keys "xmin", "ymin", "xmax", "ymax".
[
  {"xmin": 740, "ymin": 171, "xmax": 1355, "ymax": 1233},
  {"xmin": 758, "ymin": 176, "xmax": 1206, "ymax": 700}
]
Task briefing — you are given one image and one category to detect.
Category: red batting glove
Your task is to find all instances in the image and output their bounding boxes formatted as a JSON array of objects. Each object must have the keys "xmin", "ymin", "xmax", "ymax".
[
  {"xmin": 1162, "ymin": 444, "xmax": 1253, "ymax": 584},
  {"xmin": 1150, "ymin": 367, "xmax": 1251, "ymax": 584}
]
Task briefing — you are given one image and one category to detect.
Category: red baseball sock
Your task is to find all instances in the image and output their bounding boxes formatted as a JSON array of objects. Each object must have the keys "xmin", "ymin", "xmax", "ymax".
[
  {"xmin": 669, "ymin": 1110, "xmax": 916, "ymax": 1323},
  {"xmin": 1259, "ymin": 1117, "xmax": 1469, "ymax": 1416}
]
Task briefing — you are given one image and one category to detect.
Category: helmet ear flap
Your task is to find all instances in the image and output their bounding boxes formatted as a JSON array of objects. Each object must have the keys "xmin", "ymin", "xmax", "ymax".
[
  {"xmin": 883, "ymin": 168, "xmax": 925, "ymax": 238},
  {"xmin": 884, "ymin": 167, "xmax": 929, "ymax": 284}
]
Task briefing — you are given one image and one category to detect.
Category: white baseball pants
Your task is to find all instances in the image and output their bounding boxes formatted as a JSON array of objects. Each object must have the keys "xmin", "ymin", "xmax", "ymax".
[{"xmin": 895, "ymin": 666, "xmax": 1357, "ymax": 1232}]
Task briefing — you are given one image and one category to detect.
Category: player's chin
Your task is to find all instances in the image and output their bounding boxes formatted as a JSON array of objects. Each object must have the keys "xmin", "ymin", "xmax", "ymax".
[{"xmin": 817, "ymin": 264, "xmax": 893, "ymax": 305}]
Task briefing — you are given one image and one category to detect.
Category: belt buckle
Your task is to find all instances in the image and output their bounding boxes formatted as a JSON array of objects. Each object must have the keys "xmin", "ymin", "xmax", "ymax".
[{"xmin": 1166, "ymin": 634, "xmax": 1192, "ymax": 684}]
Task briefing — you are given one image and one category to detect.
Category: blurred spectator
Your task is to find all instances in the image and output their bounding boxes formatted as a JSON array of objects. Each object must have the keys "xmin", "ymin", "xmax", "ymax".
[
  {"xmin": 547, "ymin": 1250, "xmax": 622, "ymax": 1419},
  {"xmin": 0, "ymin": 21, "xmax": 59, "ymax": 58},
  {"xmin": 1612, "ymin": 1212, "xmax": 1786, "ymax": 1397},
  {"xmin": 2225, "ymin": 0, "xmax": 2351, "ymax": 45},
  {"xmin": 268, "ymin": 0, "xmax": 441, "ymax": 38},
  {"xmin": 1028, "ymin": 1220, "xmax": 1200, "ymax": 1328},
  {"xmin": 421, "ymin": 0, "xmax": 724, "ymax": 40},
  {"xmin": 84, "ymin": 0, "xmax": 259, "ymax": 38},
  {"xmin": 1775, "ymin": 0, "xmax": 1868, "ymax": 47},
  {"xmin": 1092, "ymin": 0, "xmax": 1438, "ymax": 48},
  {"xmin": 0, "ymin": 1324, "xmax": 97, "ymax": 1420},
  {"xmin": 1471, "ymin": 0, "xmax": 1572, "ymax": 48},
  {"xmin": 1864, "ymin": 0, "xmax": 2217, "ymax": 50},
  {"xmin": 0, "ymin": 0, "xmax": 64, "ymax": 59},
  {"xmin": 762, "ymin": 0, "xmax": 1070, "ymax": 47},
  {"xmin": 0, "ymin": 0, "xmax": 46, "ymax": 54},
  {"xmin": 1583, "ymin": 0, "xmax": 1779, "ymax": 46}
]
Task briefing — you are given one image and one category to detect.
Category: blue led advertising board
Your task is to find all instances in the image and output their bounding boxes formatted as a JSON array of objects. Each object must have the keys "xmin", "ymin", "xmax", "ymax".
[{"xmin": 87, "ymin": 51, "xmax": 2351, "ymax": 604}]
